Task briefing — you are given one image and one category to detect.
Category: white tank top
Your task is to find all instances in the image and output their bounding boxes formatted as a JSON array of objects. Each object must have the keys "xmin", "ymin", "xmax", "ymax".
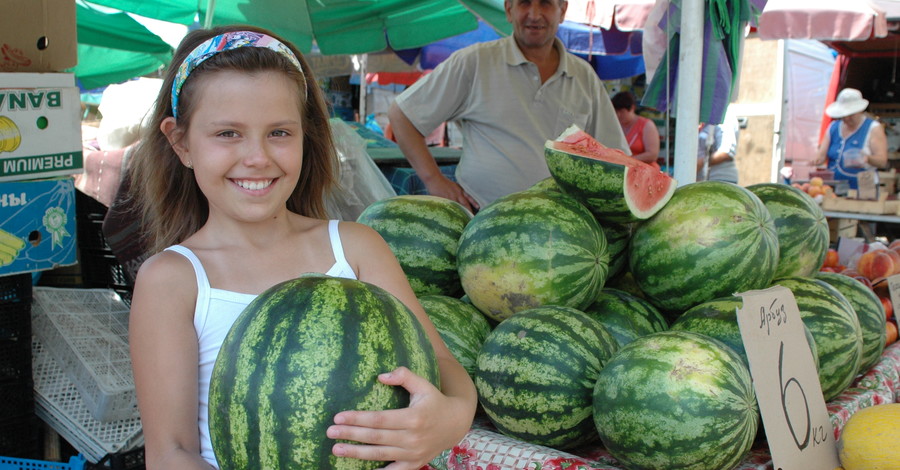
[{"xmin": 164, "ymin": 219, "xmax": 357, "ymax": 468}]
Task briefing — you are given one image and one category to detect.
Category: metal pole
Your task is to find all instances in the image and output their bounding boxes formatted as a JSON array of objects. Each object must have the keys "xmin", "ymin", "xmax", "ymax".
[
  {"xmin": 672, "ymin": 0, "xmax": 705, "ymax": 186},
  {"xmin": 204, "ymin": 0, "xmax": 216, "ymax": 28}
]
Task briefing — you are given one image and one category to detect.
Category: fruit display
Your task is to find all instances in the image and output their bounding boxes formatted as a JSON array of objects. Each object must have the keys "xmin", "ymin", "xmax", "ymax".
[
  {"xmin": 337, "ymin": 171, "xmax": 898, "ymax": 469},
  {"xmin": 629, "ymin": 181, "xmax": 780, "ymax": 314},
  {"xmin": 790, "ymin": 176, "xmax": 835, "ymax": 203},
  {"xmin": 456, "ymin": 189, "xmax": 609, "ymax": 321},
  {"xmin": 474, "ymin": 305, "xmax": 619, "ymax": 449},
  {"xmin": 208, "ymin": 275, "xmax": 439, "ymax": 469},
  {"xmin": 592, "ymin": 331, "xmax": 759, "ymax": 470},
  {"xmin": 356, "ymin": 194, "xmax": 472, "ymax": 297},
  {"xmin": 544, "ymin": 124, "xmax": 676, "ymax": 223}
]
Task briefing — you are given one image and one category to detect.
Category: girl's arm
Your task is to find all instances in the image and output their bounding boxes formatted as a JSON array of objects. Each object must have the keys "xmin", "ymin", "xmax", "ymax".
[
  {"xmin": 328, "ymin": 222, "xmax": 478, "ymax": 469},
  {"xmin": 130, "ymin": 252, "xmax": 215, "ymax": 470}
]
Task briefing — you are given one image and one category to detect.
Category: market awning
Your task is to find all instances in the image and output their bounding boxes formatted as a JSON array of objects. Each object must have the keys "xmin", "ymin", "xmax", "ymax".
[
  {"xmin": 566, "ymin": 0, "xmax": 655, "ymax": 32},
  {"xmin": 757, "ymin": 0, "xmax": 890, "ymax": 41}
]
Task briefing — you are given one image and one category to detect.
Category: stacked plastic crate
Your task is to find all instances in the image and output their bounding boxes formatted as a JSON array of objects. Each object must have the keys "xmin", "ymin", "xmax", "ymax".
[{"xmin": 0, "ymin": 274, "xmax": 40, "ymax": 458}]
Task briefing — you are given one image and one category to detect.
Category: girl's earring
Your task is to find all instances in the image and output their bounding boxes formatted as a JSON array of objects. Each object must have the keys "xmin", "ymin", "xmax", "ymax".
[{"xmin": 186, "ymin": 162, "xmax": 193, "ymax": 169}]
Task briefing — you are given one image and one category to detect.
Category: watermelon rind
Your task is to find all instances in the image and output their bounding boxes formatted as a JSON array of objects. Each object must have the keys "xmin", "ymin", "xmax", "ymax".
[
  {"xmin": 593, "ymin": 330, "xmax": 759, "ymax": 470},
  {"xmin": 357, "ymin": 195, "xmax": 472, "ymax": 297},
  {"xmin": 582, "ymin": 288, "xmax": 668, "ymax": 349},
  {"xmin": 474, "ymin": 306, "xmax": 619, "ymax": 449},
  {"xmin": 209, "ymin": 275, "xmax": 440, "ymax": 469},
  {"xmin": 773, "ymin": 276, "xmax": 863, "ymax": 401},
  {"xmin": 419, "ymin": 294, "xmax": 492, "ymax": 378},
  {"xmin": 457, "ymin": 190, "xmax": 609, "ymax": 321},
  {"xmin": 747, "ymin": 183, "xmax": 829, "ymax": 278},
  {"xmin": 545, "ymin": 145, "xmax": 676, "ymax": 223},
  {"xmin": 629, "ymin": 181, "xmax": 780, "ymax": 314},
  {"xmin": 814, "ymin": 271, "xmax": 886, "ymax": 374}
]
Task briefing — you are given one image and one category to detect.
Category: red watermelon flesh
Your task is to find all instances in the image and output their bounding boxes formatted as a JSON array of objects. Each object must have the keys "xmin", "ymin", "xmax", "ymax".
[{"xmin": 545, "ymin": 126, "xmax": 676, "ymax": 222}]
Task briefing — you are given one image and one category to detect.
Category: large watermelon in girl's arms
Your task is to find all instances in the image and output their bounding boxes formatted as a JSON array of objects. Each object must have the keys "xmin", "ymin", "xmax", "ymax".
[
  {"xmin": 773, "ymin": 276, "xmax": 863, "ymax": 401},
  {"xmin": 747, "ymin": 183, "xmax": 829, "ymax": 278},
  {"xmin": 593, "ymin": 330, "xmax": 759, "ymax": 470},
  {"xmin": 457, "ymin": 189, "xmax": 609, "ymax": 322},
  {"xmin": 544, "ymin": 125, "xmax": 676, "ymax": 223},
  {"xmin": 582, "ymin": 288, "xmax": 668, "ymax": 349},
  {"xmin": 629, "ymin": 181, "xmax": 780, "ymax": 314},
  {"xmin": 418, "ymin": 294, "xmax": 492, "ymax": 378},
  {"xmin": 474, "ymin": 305, "xmax": 619, "ymax": 449},
  {"xmin": 814, "ymin": 271, "xmax": 886, "ymax": 374},
  {"xmin": 357, "ymin": 195, "xmax": 471, "ymax": 297},
  {"xmin": 209, "ymin": 275, "xmax": 440, "ymax": 470}
]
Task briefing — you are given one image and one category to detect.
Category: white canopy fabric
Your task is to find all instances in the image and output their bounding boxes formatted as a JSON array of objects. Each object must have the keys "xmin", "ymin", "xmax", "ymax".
[{"xmin": 757, "ymin": 0, "xmax": 889, "ymax": 41}]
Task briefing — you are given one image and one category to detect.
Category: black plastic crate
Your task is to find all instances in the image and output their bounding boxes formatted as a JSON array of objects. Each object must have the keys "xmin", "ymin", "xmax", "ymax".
[
  {"xmin": 0, "ymin": 414, "xmax": 42, "ymax": 459},
  {"xmin": 0, "ymin": 291, "xmax": 31, "ymax": 383},
  {"xmin": 0, "ymin": 274, "xmax": 32, "ymax": 304},
  {"xmin": 0, "ymin": 378, "xmax": 34, "ymax": 421},
  {"xmin": 79, "ymin": 249, "xmax": 132, "ymax": 292},
  {"xmin": 87, "ymin": 447, "xmax": 144, "ymax": 470}
]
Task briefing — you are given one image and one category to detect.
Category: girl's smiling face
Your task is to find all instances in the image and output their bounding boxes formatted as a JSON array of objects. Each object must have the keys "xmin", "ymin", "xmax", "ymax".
[{"xmin": 164, "ymin": 69, "xmax": 305, "ymax": 224}]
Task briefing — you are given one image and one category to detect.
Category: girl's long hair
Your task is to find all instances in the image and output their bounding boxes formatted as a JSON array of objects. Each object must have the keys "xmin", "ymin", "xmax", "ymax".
[{"xmin": 128, "ymin": 24, "xmax": 336, "ymax": 254}]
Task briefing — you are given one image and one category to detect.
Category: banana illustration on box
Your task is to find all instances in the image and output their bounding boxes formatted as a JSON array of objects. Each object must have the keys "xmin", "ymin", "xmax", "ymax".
[
  {"xmin": 0, "ymin": 228, "xmax": 26, "ymax": 267},
  {"xmin": 0, "ymin": 116, "xmax": 22, "ymax": 153}
]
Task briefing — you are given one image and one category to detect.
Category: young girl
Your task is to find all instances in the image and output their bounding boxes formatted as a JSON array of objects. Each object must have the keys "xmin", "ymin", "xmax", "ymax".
[{"xmin": 127, "ymin": 25, "xmax": 477, "ymax": 470}]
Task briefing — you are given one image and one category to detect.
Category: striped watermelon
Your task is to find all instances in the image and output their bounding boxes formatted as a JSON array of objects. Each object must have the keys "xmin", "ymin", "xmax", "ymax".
[
  {"xmin": 418, "ymin": 294, "xmax": 492, "ymax": 377},
  {"xmin": 582, "ymin": 288, "xmax": 668, "ymax": 349},
  {"xmin": 629, "ymin": 181, "xmax": 780, "ymax": 314},
  {"xmin": 209, "ymin": 275, "xmax": 439, "ymax": 469},
  {"xmin": 593, "ymin": 330, "xmax": 759, "ymax": 470},
  {"xmin": 474, "ymin": 306, "xmax": 618, "ymax": 449},
  {"xmin": 544, "ymin": 125, "xmax": 676, "ymax": 223},
  {"xmin": 357, "ymin": 195, "xmax": 472, "ymax": 297},
  {"xmin": 773, "ymin": 276, "xmax": 863, "ymax": 401},
  {"xmin": 456, "ymin": 190, "xmax": 609, "ymax": 322},
  {"xmin": 670, "ymin": 296, "xmax": 820, "ymax": 370},
  {"xmin": 814, "ymin": 272, "xmax": 886, "ymax": 374},
  {"xmin": 601, "ymin": 222, "xmax": 631, "ymax": 278},
  {"xmin": 529, "ymin": 177, "xmax": 562, "ymax": 193},
  {"xmin": 747, "ymin": 183, "xmax": 829, "ymax": 278}
]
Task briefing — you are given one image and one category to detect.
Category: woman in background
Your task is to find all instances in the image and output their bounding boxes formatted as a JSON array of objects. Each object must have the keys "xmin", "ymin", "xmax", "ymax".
[
  {"xmin": 815, "ymin": 88, "xmax": 888, "ymax": 189},
  {"xmin": 612, "ymin": 91, "xmax": 660, "ymax": 169}
]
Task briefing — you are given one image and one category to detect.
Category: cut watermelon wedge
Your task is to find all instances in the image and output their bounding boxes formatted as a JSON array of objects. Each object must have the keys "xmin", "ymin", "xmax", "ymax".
[{"xmin": 544, "ymin": 125, "xmax": 676, "ymax": 223}]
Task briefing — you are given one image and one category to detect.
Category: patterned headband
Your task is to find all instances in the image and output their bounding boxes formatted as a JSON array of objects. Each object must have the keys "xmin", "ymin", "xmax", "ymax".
[{"xmin": 171, "ymin": 31, "xmax": 306, "ymax": 119}]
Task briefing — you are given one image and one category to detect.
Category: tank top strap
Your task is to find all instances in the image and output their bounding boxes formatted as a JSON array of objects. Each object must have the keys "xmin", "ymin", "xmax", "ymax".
[
  {"xmin": 164, "ymin": 245, "xmax": 212, "ymax": 326},
  {"xmin": 326, "ymin": 220, "xmax": 357, "ymax": 279}
]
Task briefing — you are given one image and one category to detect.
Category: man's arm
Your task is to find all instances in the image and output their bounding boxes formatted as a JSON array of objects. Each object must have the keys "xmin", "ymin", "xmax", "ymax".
[{"xmin": 388, "ymin": 102, "xmax": 479, "ymax": 212}]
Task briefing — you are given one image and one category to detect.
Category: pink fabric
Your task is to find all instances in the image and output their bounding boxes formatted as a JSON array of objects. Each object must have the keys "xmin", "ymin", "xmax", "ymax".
[{"xmin": 73, "ymin": 146, "xmax": 128, "ymax": 207}]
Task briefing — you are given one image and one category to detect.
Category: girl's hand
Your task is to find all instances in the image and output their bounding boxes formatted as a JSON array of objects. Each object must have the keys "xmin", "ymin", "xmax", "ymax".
[{"xmin": 327, "ymin": 366, "xmax": 472, "ymax": 469}]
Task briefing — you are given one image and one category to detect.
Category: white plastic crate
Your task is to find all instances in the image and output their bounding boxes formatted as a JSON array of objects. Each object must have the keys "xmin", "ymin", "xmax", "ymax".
[
  {"xmin": 31, "ymin": 287, "xmax": 137, "ymax": 422},
  {"xmin": 32, "ymin": 338, "xmax": 143, "ymax": 463}
]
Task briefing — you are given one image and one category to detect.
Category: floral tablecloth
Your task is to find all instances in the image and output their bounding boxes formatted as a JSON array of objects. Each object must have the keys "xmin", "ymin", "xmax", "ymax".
[{"xmin": 428, "ymin": 341, "xmax": 900, "ymax": 470}]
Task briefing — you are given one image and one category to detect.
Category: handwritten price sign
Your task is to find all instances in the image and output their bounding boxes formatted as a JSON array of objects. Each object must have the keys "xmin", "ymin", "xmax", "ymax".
[{"xmin": 736, "ymin": 287, "xmax": 840, "ymax": 470}]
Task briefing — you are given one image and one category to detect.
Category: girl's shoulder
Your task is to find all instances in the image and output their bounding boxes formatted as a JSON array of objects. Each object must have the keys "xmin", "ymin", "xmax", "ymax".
[{"xmin": 133, "ymin": 248, "xmax": 198, "ymax": 294}]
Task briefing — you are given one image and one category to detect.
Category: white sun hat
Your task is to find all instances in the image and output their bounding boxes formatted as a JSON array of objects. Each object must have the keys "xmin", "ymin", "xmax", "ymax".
[{"xmin": 825, "ymin": 88, "xmax": 870, "ymax": 119}]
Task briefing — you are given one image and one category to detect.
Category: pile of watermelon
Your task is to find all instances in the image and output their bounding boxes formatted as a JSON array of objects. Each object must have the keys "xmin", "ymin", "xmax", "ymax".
[{"xmin": 207, "ymin": 126, "xmax": 886, "ymax": 469}]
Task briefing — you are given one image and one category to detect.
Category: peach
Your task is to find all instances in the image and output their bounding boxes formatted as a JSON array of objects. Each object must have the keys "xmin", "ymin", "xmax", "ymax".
[
  {"xmin": 886, "ymin": 249, "xmax": 900, "ymax": 275},
  {"xmin": 857, "ymin": 249, "xmax": 896, "ymax": 281},
  {"xmin": 890, "ymin": 239, "xmax": 900, "ymax": 251}
]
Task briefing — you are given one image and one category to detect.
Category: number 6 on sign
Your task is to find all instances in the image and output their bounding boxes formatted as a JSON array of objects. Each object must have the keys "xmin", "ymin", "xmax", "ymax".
[{"xmin": 736, "ymin": 286, "xmax": 840, "ymax": 470}]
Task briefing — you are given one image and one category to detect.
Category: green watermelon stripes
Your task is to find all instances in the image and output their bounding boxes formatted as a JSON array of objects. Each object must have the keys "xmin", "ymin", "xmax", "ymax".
[
  {"xmin": 457, "ymin": 190, "xmax": 609, "ymax": 321},
  {"xmin": 475, "ymin": 306, "xmax": 618, "ymax": 449},
  {"xmin": 748, "ymin": 183, "xmax": 829, "ymax": 278},
  {"xmin": 210, "ymin": 276, "xmax": 439, "ymax": 470},
  {"xmin": 773, "ymin": 277, "xmax": 862, "ymax": 401},
  {"xmin": 593, "ymin": 331, "xmax": 758, "ymax": 470},
  {"xmin": 815, "ymin": 272, "xmax": 887, "ymax": 374},
  {"xmin": 418, "ymin": 295, "xmax": 492, "ymax": 377},
  {"xmin": 629, "ymin": 181, "xmax": 780, "ymax": 314},
  {"xmin": 357, "ymin": 195, "xmax": 471, "ymax": 297}
]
